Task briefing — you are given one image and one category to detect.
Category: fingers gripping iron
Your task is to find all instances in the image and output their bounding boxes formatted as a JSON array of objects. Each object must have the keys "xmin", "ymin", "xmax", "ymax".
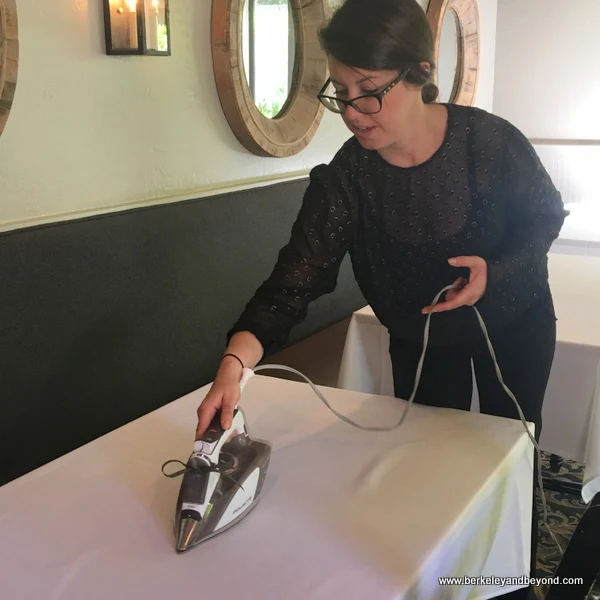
[{"xmin": 163, "ymin": 368, "xmax": 271, "ymax": 553}]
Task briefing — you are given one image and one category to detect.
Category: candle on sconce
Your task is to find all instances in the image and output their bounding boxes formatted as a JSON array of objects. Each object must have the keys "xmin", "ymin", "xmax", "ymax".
[{"xmin": 103, "ymin": 0, "xmax": 170, "ymax": 55}]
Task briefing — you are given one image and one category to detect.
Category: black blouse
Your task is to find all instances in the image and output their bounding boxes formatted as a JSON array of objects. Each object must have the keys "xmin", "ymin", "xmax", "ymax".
[{"xmin": 227, "ymin": 103, "xmax": 567, "ymax": 353}]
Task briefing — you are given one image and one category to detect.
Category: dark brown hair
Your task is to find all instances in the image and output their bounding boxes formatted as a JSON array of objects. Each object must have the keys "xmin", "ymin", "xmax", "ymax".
[{"xmin": 318, "ymin": 0, "xmax": 439, "ymax": 103}]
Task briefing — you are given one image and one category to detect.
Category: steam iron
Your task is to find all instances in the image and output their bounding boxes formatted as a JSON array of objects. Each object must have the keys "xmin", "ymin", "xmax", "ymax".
[{"xmin": 162, "ymin": 368, "xmax": 271, "ymax": 553}]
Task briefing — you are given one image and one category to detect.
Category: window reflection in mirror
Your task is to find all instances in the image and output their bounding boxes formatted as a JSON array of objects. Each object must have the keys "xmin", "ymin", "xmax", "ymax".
[
  {"xmin": 242, "ymin": 0, "xmax": 296, "ymax": 119},
  {"xmin": 438, "ymin": 8, "xmax": 460, "ymax": 103}
]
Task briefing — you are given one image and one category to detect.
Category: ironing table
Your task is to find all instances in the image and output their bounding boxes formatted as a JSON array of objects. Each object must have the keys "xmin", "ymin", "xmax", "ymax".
[
  {"xmin": 0, "ymin": 375, "xmax": 534, "ymax": 600},
  {"xmin": 338, "ymin": 252, "xmax": 600, "ymax": 502}
]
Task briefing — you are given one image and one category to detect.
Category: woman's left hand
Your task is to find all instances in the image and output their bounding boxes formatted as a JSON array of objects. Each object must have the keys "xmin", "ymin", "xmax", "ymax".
[{"xmin": 422, "ymin": 256, "xmax": 487, "ymax": 314}]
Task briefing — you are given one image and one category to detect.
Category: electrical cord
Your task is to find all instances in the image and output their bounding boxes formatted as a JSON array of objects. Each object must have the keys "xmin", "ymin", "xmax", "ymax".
[{"xmin": 245, "ymin": 284, "xmax": 564, "ymax": 556}]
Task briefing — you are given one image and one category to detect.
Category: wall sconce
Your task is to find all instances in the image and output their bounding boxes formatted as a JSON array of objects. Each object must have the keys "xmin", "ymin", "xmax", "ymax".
[{"xmin": 103, "ymin": 0, "xmax": 170, "ymax": 56}]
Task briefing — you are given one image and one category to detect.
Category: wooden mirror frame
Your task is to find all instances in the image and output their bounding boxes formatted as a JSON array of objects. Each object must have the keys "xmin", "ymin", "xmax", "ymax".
[
  {"xmin": 211, "ymin": 0, "xmax": 329, "ymax": 158},
  {"xmin": 426, "ymin": 0, "xmax": 479, "ymax": 106},
  {"xmin": 0, "ymin": 0, "xmax": 18, "ymax": 136}
]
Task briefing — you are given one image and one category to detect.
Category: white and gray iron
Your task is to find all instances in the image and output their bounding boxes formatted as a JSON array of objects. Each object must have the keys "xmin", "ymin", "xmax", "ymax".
[{"xmin": 162, "ymin": 369, "xmax": 271, "ymax": 553}]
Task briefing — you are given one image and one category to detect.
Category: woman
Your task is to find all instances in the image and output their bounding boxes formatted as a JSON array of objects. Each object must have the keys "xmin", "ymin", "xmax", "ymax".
[{"xmin": 197, "ymin": 0, "xmax": 566, "ymax": 596}]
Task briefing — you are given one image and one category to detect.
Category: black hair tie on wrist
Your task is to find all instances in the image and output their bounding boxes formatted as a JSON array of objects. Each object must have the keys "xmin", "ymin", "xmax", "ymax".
[{"xmin": 222, "ymin": 353, "xmax": 244, "ymax": 369}]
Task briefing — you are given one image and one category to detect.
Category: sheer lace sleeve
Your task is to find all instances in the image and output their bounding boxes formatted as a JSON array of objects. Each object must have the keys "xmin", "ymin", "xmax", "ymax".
[
  {"xmin": 478, "ymin": 120, "xmax": 568, "ymax": 317},
  {"xmin": 226, "ymin": 154, "xmax": 356, "ymax": 356}
]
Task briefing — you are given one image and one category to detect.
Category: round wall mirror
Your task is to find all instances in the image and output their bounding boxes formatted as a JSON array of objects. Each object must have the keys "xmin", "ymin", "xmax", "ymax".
[
  {"xmin": 0, "ymin": 0, "xmax": 19, "ymax": 136},
  {"xmin": 437, "ymin": 8, "xmax": 459, "ymax": 103},
  {"xmin": 426, "ymin": 0, "xmax": 479, "ymax": 106},
  {"xmin": 241, "ymin": 0, "xmax": 297, "ymax": 119},
  {"xmin": 211, "ymin": 0, "xmax": 329, "ymax": 158}
]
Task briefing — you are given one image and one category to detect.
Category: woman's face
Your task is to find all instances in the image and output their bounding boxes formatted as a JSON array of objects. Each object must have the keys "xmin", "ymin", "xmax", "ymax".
[{"xmin": 327, "ymin": 57, "xmax": 421, "ymax": 151}]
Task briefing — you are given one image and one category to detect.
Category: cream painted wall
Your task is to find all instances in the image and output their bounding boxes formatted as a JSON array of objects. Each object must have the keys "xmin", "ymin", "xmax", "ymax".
[
  {"xmin": 493, "ymin": 0, "xmax": 600, "ymax": 141},
  {"xmin": 0, "ymin": 0, "xmax": 497, "ymax": 232},
  {"xmin": 493, "ymin": 0, "xmax": 600, "ymax": 252}
]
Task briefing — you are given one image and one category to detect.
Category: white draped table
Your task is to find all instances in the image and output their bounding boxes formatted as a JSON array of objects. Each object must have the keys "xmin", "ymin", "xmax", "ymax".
[
  {"xmin": 338, "ymin": 253, "xmax": 600, "ymax": 502},
  {"xmin": 0, "ymin": 375, "xmax": 534, "ymax": 599}
]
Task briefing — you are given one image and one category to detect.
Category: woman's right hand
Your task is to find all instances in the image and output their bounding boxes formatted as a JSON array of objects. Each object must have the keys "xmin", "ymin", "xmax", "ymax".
[
  {"xmin": 196, "ymin": 332, "xmax": 264, "ymax": 439},
  {"xmin": 196, "ymin": 358, "xmax": 243, "ymax": 439}
]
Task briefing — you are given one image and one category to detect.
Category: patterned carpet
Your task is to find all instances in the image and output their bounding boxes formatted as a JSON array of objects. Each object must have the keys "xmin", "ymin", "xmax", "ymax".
[{"xmin": 533, "ymin": 451, "xmax": 587, "ymax": 599}]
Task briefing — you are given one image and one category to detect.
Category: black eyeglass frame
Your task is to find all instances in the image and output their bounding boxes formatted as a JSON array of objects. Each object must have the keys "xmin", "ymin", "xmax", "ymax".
[{"xmin": 317, "ymin": 68, "xmax": 412, "ymax": 115}]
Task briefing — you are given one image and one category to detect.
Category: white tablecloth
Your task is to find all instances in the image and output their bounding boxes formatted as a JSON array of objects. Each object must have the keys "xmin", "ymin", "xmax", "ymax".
[
  {"xmin": 0, "ymin": 375, "xmax": 534, "ymax": 599},
  {"xmin": 338, "ymin": 253, "xmax": 600, "ymax": 503}
]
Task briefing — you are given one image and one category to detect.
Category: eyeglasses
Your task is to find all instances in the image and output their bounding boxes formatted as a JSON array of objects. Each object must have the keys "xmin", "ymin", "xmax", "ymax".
[{"xmin": 317, "ymin": 68, "xmax": 410, "ymax": 115}]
